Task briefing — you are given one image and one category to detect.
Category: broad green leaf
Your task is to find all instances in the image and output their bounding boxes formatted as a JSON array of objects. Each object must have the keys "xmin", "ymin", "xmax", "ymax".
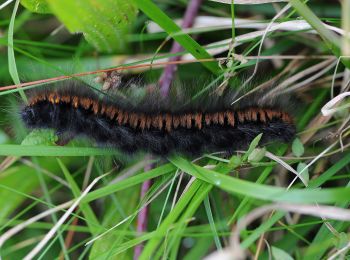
[
  {"xmin": 20, "ymin": 0, "xmax": 51, "ymax": 13},
  {"xmin": 46, "ymin": 0, "xmax": 138, "ymax": 52},
  {"xmin": 292, "ymin": 138, "xmax": 304, "ymax": 157},
  {"xmin": 21, "ymin": 129, "xmax": 57, "ymax": 146}
]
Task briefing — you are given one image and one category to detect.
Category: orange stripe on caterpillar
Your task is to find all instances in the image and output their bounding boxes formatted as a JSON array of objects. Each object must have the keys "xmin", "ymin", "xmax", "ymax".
[{"xmin": 28, "ymin": 92, "xmax": 294, "ymax": 132}]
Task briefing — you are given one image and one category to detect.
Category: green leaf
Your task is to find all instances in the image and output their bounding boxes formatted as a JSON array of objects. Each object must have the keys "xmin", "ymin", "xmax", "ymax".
[
  {"xmin": 228, "ymin": 155, "xmax": 241, "ymax": 169},
  {"xmin": 271, "ymin": 246, "xmax": 294, "ymax": 260},
  {"xmin": 297, "ymin": 162, "xmax": 309, "ymax": 185},
  {"xmin": 248, "ymin": 147, "xmax": 266, "ymax": 163},
  {"xmin": 0, "ymin": 130, "xmax": 9, "ymax": 144},
  {"xmin": 242, "ymin": 133, "xmax": 263, "ymax": 161},
  {"xmin": 21, "ymin": 129, "xmax": 58, "ymax": 146},
  {"xmin": 292, "ymin": 138, "xmax": 304, "ymax": 157},
  {"xmin": 20, "ymin": 0, "xmax": 51, "ymax": 13},
  {"xmin": 46, "ymin": 0, "xmax": 138, "ymax": 52}
]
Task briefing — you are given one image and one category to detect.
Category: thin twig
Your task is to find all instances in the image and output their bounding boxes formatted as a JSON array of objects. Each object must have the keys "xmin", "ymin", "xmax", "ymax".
[
  {"xmin": 0, "ymin": 59, "xmax": 215, "ymax": 92},
  {"xmin": 0, "ymin": 56, "xmax": 334, "ymax": 93}
]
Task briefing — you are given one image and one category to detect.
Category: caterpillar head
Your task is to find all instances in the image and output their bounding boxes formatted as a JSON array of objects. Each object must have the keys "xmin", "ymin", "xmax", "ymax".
[{"xmin": 21, "ymin": 104, "xmax": 52, "ymax": 129}]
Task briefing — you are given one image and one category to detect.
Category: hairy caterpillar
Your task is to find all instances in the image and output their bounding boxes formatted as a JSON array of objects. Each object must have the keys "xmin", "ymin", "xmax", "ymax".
[{"xmin": 20, "ymin": 80, "xmax": 296, "ymax": 156}]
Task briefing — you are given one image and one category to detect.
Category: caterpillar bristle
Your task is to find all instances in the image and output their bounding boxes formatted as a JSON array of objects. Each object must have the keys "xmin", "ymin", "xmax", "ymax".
[{"xmin": 20, "ymin": 81, "xmax": 296, "ymax": 156}]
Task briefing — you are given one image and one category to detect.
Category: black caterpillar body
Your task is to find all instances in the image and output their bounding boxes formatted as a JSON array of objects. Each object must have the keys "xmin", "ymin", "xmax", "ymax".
[{"xmin": 21, "ymin": 81, "xmax": 296, "ymax": 156}]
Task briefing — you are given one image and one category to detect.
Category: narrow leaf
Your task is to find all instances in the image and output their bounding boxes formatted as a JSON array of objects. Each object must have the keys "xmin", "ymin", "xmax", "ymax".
[{"xmin": 134, "ymin": 0, "xmax": 221, "ymax": 75}]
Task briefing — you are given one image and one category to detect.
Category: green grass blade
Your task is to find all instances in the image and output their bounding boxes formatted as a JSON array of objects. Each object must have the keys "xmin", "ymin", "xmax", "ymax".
[
  {"xmin": 7, "ymin": 0, "xmax": 27, "ymax": 103},
  {"xmin": 169, "ymin": 156, "xmax": 350, "ymax": 204},
  {"xmin": 289, "ymin": 0, "xmax": 350, "ymax": 68},
  {"xmin": 139, "ymin": 180, "xmax": 203, "ymax": 259},
  {"xmin": 308, "ymin": 152, "xmax": 350, "ymax": 188},
  {"xmin": 82, "ymin": 164, "xmax": 175, "ymax": 203},
  {"xmin": 204, "ymin": 195, "xmax": 222, "ymax": 250},
  {"xmin": 240, "ymin": 152, "xmax": 350, "ymax": 248},
  {"xmin": 0, "ymin": 145, "xmax": 118, "ymax": 156},
  {"xmin": 134, "ymin": 0, "xmax": 221, "ymax": 75},
  {"xmin": 303, "ymin": 180, "xmax": 350, "ymax": 259},
  {"xmin": 57, "ymin": 158, "xmax": 101, "ymax": 234},
  {"xmin": 165, "ymin": 183, "xmax": 213, "ymax": 260}
]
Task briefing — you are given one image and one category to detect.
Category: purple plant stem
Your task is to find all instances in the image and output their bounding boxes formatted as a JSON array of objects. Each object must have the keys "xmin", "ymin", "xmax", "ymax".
[
  {"xmin": 158, "ymin": 0, "xmax": 203, "ymax": 97},
  {"xmin": 134, "ymin": 1, "xmax": 202, "ymax": 258},
  {"xmin": 134, "ymin": 162, "xmax": 153, "ymax": 260}
]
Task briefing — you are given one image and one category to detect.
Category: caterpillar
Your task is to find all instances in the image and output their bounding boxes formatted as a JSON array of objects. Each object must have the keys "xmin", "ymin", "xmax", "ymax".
[{"xmin": 20, "ymin": 80, "xmax": 296, "ymax": 156}]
